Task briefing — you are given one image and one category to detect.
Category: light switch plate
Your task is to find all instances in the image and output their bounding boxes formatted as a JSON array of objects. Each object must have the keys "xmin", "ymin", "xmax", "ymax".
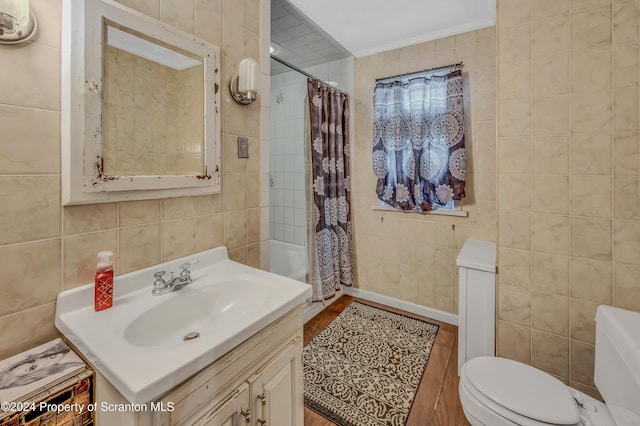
[{"xmin": 237, "ymin": 137, "xmax": 249, "ymax": 158}]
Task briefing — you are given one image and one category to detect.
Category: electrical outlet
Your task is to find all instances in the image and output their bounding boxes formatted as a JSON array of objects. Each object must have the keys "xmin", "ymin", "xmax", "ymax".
[{"xmin": 237, "ymin": 137, "xmax": 249, "ymax": 158}]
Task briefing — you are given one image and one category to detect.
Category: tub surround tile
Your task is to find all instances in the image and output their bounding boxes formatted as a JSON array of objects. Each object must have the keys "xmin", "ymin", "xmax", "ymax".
[
  {"xmin": 120, "ymin": 199, "xmax": 161, "ymax": 226},
  {"xmin": 613, "ymin": 220, "xmax": 640, "ymax": 265},
  {"xmin": 532, "ymin": 94, "xmax": 570, "ymax": 135},
  {"xmin": 498, "ymin": 321, "xmax": 531, "ymax": 364},
  {"xmin": 160, "ymin": 0, "xmax": 194, "ymax": 33},
  {"xmin": 162, "ymin": 197, "xmax": 196, "ymax": 221},
  {"xmin": 228, "ymin": 246, "xmax": 248, "ymax": 265},
  {"xmin": 499, "ymin": 61, "xmax": 531, "ymax": 101},
  {"xmin": 63, "ymin": 203, "xmax": 117, "ymax": 235},
  {"xmin": 532, "ymin": 293, "xmax": 569, "ymax": 336},
  {"xmin": 247, "ymin": 243, "xmax": 260, "ymax": 269},
  {"xmin": 613, "ymin": 1, "xmax": 640, "ymax": 45},
  {"xmin": 119, "ymin": 224, "xmax": 161, "ymax": 275},
  {"xmin": 532, "ymin": 214, "xmax": 570, "ymax": 255},
  {"xmin": 571, "ymin": 48, "xmax": 612, "ymax": 92},
  {"xmin": 64, "ymin": 231, "xmax": 117, "ymax": 290},
  {"xmin": 196, "ymin": 193, "xmax": 223, "ymax": 215},
  {"xmin": 570, "ymin": 133, "xmax": 612, "ymax": 175},
  {"xmin": 613, "ymin": 263, "xmax": 640, "ymax": 311},
  {"xmin": 196, "ymin": 214, "xmax": 224, "ymax": 251},
  {"xmin": 0, "ymin": 42, "xmax": 60, "ymax": 111},
  {"xmin": 532, "ymin": 15, "xmax": 570, "ymax": 58},
  {"xmin": 499, "ymin": 284, "xmax": 531, "ymax": 327},
  {"xmin": 0, "ymin": 303, "xmax": 58, "ymax": 361},
  {"xmin": 499, "ymin": 248, "xmax": 532, "ymax": 289},
  {"xmin": 613, "ymin": 132, "xmax": 639, "ymax": 176},
  {"xmin": 532, "ymin": 331, "xmax": 570, "ymax": 378},
  {"xmin": 571, "ymin": 90, "xmax": 613, "ymax": 135},
  {"xmin": 224, "ymin": 210, "xmax": 248, "ymax": 249},
  {"xmin": 162, "ymin": 218, "xmax": 196, "ymax": 261},
  {"xmin": 532, "ymin": 175, "xmax": 569, "ymax": 214},
  {"xmin": 614, "ymin": 88, "xmax": 640, "ymax": 132},
  {"xmin": 533, "ymin": 0, "xmax": 569, "ymax": 19},
  {"xmin": 570, "ymin": 258, "xmax": 613, "ymax": 304},
  {"xmin": 0, "ymin": 240, "xmax": 61, "ymax": 317},
  {"xmin": 0, "ymin": 105, "xmax": 60, "ymax": 174},
  {"xmin": 571, "ymin": 0, "xmax": 611, "ymax": 13},
  {"xmin": 118, "ymin": 0, "xmax": 160, "ymax": 18},
  {"xmin": 613, "ymin": 43, "xmax": 639, "ymax": 89},
  {"xmin": 571, "ymin": 341, "xmax": 596, "ymax": 387},
  {"xmin": 532, "ymin": 135, "xmax": 570, "ymax": 174},
  {"xmin": 571, "ymin": 7, "xmax": 612, "ymax": 52},
  {"xmin": 195, "ymin": 4, "xmax": 223, "ymax": 46},
  {"xmin": 499, "ymin": 138, "xmax": 531, "ymax": 174},
  {"xmin": 570, "ymin": 299, "xmax": 598, "ymax": 344},
  {"xmin": 0, "ymin": 176, "xmax": 61, "ymax": 246},
  {"xmin": 571, "ymin": 217, "xmax": 612, "ymax": 260},
  {"xmin": 614, "ymin": 177, "xmax": 640, "ymax": 220},
  {"xmin": 532, "ymin": 252, "xmax": 569, "ymax": 296},
  {"xmin": 532, "ymin": 53, "xmax": 570, "ymax": 99},
  {"xmin": 499, "ymin": 212, "xmax": 531, "ymax": 250},
  {"xmin": 570, "ymin": 175, "xmax": 612, "ymax": 218}
]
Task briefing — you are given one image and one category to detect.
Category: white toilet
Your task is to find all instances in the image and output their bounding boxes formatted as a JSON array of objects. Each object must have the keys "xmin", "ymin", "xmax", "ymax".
[{"xmin": 459, "ymin": 305, "xmax": 640, "ymax": 425}]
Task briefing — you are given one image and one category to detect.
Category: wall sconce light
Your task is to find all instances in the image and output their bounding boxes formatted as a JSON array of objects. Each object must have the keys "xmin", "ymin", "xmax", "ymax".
[
  {"xmin": 230, "ymin": 58, "xmax": 260, "ymax": 105},
  {"xmin": 0, "ymin": 0, "xmax": 37, "ymax": 44}
]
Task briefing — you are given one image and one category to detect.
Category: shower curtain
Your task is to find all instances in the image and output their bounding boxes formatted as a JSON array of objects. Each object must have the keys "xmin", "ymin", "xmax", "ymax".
[{"xmin": 305, "ymin": 79, "xmax": 353, "ymax": 301}]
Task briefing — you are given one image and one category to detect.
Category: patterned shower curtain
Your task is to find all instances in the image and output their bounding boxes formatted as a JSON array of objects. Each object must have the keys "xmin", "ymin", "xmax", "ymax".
[
  {"xmin": 372, "ymin": 70, "xmax": 466, "ymax": 210},
  {"xmin": 305, "ymin": 79, "xmax": 353, "ymax": 301}
]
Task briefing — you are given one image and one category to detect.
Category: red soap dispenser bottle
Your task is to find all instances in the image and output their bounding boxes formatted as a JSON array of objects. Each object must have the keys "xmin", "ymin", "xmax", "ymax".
[{"xmin": 95, "ymin": 251, "xmax": 114, "ymax": 311}]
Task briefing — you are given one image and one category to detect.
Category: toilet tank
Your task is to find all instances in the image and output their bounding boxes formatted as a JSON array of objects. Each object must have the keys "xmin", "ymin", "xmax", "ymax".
[{"xmin": 594, "ymin": 306, "xmax": 640, "ymax": 425}]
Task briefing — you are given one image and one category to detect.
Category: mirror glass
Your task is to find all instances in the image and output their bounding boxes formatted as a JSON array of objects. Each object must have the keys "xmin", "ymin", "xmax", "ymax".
[
  {"xmin": 62, "ymin": 0, "xmax": 221, "ymax": 205},
  {"xmin": 102, "ymin": 20, "xmax": 205, "ymax": 176}
]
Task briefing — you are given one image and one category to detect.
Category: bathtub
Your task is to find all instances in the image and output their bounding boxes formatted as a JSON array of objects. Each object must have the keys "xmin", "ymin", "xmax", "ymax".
[{"xmin": 269, "ymin": 239, "xmax": 307, "ymax": 283}]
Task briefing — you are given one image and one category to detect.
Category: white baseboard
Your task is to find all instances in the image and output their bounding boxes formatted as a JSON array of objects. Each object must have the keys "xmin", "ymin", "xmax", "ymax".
[
  {"xmin": 343, "ymin": 287, "xmax": 458, "ymax": 326},
  {"xmin": 303, "ymin": 286, "xmax": 344, "ymax": 323}
]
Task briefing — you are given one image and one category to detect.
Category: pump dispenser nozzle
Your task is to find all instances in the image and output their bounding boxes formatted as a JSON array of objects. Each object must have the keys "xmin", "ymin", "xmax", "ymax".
[
  {"xmin": 97, "ymin": 251, "xmax": 114, "ymax": 272},
  {"xmin": 95, "ymin": 251, "xmax": 114, "ymax": 311}
]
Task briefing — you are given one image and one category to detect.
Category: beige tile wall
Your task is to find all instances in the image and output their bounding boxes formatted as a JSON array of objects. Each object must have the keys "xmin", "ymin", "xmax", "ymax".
[
  {"xmin": 0, "ymin": 0, "xmax": 270, "ymax": 360},
  {"xmin": 353, "ymin": 28, "xmax": 498, "ymax": 314},
  {"xmin": 496, "ymin": 0, "xmax": 640, "ymax": 397}
]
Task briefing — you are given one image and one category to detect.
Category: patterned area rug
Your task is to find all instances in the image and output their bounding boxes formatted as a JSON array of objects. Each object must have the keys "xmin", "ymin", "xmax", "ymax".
[{"xmin": 303, "ymin": 301, "xmax": 439, "ymax": 425}]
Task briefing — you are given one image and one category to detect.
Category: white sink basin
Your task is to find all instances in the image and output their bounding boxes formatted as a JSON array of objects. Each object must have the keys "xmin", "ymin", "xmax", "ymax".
[
  {"xmin": 55, "ymin": 247, "xmax": 311, "ymax": 404},
  {"xmin": 124, "ymin": 280, "xmax": 269, "ymax": 348}
]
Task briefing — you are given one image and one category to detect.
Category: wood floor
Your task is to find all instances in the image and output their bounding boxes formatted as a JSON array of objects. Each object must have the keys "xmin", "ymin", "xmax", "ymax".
[{"xmin": 303, "ymin": 295, "xmax": 470, "ymax": 426}]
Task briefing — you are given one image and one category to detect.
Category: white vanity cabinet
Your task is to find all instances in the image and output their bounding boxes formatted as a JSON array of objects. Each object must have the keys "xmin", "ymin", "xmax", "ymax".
[
  {"xmin": 95, "ymin": 307, "xmax": 304, "ymax": 426},
  {"xmin": 248, "ymin": 340, "xmax": 303, "ymax": 426},
  {"xmin": 193, "ymin": 383, "xmax": 250, "ymax": 426}
]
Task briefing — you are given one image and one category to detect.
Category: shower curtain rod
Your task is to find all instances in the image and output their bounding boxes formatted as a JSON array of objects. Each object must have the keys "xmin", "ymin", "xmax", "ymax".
[
  {"xmin": 270, "ymin": 55, "xmax": 331, "ymax": 86},
  {"xmin": 375, "ymin": 61, "xmax": 463, "ymax": 82}
]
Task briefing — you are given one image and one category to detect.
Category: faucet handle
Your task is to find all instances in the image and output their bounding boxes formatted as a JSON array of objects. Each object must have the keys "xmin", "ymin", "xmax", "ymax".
[{"xmin": 152, "ymin": 271, "xmax": 171, "ymax": 295}]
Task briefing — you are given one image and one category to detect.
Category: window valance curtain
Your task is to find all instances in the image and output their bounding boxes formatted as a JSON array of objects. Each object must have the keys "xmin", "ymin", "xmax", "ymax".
[{"xmin": 372, "ymin": 70, "xmax": 466, "ymax": 211}]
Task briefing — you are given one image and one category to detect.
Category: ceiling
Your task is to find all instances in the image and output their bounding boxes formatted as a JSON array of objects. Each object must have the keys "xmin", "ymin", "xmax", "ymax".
[
  {"xmin": 281, "ymin": 0, "xmax": 496, "ymax": 58},
  {"xmin": 270, "ymin": 0, "xmax": 352, "ymax": 74}
]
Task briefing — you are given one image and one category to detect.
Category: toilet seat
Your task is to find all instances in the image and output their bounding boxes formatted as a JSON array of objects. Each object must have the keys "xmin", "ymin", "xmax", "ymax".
[{"xmin": 460, "ymin": 357, "xmax": 582, "ymax": 426}]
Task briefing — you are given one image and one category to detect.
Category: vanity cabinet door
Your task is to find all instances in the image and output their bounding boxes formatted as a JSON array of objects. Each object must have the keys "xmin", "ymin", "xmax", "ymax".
[
  {"xmin": 194, "ymin": 382, "xmax": 251, "ymax": 426},
  {"xmin": 249, "ymin": 339, "xmax": 303, "ymax": 426}
]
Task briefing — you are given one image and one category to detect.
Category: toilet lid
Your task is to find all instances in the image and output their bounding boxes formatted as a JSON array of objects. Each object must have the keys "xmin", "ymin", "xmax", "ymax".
[{"xmin": 464, "ymin": 357, "xmax": 580, "ymax": 425}]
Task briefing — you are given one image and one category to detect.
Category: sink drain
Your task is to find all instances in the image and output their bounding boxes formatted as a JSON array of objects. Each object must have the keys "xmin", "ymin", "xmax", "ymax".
[{"xmin": 184, "ymin": 332, "xmax": 200, "ymax": 341}]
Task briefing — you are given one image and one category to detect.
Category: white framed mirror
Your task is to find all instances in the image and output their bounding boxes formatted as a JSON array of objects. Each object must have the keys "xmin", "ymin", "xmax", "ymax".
[{"xmin": 62, "ymin": 0, "xmax": 221, "ymax": 205}]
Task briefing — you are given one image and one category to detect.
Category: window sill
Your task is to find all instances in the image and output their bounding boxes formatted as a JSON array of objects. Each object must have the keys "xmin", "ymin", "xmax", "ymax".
[{"xmin": 370, "ymin": 204, "xmax": 468, "ymax": 217}]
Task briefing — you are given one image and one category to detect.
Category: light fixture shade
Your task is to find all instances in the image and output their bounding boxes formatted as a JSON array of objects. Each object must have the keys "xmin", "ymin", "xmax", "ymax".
[
  {"xmin": 238, "ymin": 58, "xmax": 259, "ymax": 93},
  {"xmin": 0, "ymin": 0, "xmax": 29, "ymax": 27}
]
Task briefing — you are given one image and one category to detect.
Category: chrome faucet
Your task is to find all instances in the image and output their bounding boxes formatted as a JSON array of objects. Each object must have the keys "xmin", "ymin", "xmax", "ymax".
[{"xmin": 151, "ymin": 260, "xmax": 199, "ymax": 296}]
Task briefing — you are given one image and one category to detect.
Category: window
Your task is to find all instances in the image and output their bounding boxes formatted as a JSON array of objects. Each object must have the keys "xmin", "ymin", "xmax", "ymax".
[{"xmin": 372, "ymin": 69, "xmax": 466, "ymax": 213}]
